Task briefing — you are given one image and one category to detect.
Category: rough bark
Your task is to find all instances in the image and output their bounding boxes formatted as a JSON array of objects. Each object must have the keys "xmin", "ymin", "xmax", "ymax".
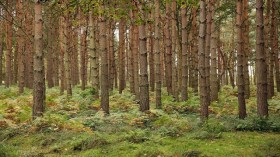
[
  {"xmin": 181, "ymin": 5, "xmax": 188, "ymax": 101},
  {"xmin": 243, "ymin": 0, "xmax": 250, "ymax": 99},
  {"xmin": 65, "ymin": 11, "xmax": 72, "ymax": 96},
  {"xmin": 210, "ymin": 0, "xmax": 218, "ymax": 101},
  {"xmin": 99, "ymin": 6, "xmax": 109, "ymax": 114},
  {"xmin": 155, "ymin": 0, "xmax": 162, "ymax": 108},
  {"xmin": 5, "ymin": 0, "xmax": 12, "ymax": 87},
  {"xmin": 139, "ymin": 2, "xmax": 149, "ymax": 112},
  {"xmin": 236, "ymin": 0, "xmax": 247, "ymax": 119},
  {"xmin": 165, "ymin": 2, "xmax": 172, "ymax": 95},
  {"xmin": 119, "ymin": 18, "xmax": 126, "ymax": 94},
  {"xmin": 199, "ymin": 0, "xmax": 208, "ymax": 120},
  {"xmin": 33, "ymin": 1, "xmax": 45, "ymax": 119},
  {"xmin": 256, "ymin": 0, "xmax": 268, "ymax": 117}
]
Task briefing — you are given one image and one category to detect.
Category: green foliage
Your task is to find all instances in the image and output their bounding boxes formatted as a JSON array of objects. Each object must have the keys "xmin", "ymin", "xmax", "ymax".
[
  {"xmin": 0, "ymin": 144, "xmax": 18, "ymax": 157},
  {"xmin": 235, "ymin": 116, "xmax": 280, "ymax": 132}
]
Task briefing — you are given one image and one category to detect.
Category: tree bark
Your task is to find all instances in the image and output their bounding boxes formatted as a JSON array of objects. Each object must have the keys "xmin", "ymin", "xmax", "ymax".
[
  {"xmin": 181, "ymin": 4, "xmax": 188, "ymax": 101},
  {"xmin": 199, "ymin": 0, "xmax": 208, "ymax": 120},
  {"xmin": 210, "ymin": 0, "xmax": 218, "ymax": 101},
  {"xmin": 236, "ymin": 0, "xmax": 247, "ymax": 119},
  {"xmin": 155, "ymin": 0, "xmax": 162, "ymax": 108},
  {"xmin": 99, "ymin": 5, "xmax": 109, "ymax": 114},
  {"xmin": 139, "ymin": 2, "xmax": 149, "ymax": 112},
  {"xmin": 5, "ymin": 0, "xmax": 13, "ymax": 87},
  {"xmin": 119, "ymin": 18, "xmax": 126, "ymax": 94},
  {"xmin": 33, "ymin": 1, "xmax": 45, "ymax": 119},
  {"xmin": 165, "ymin": 2, "xmax": 172, "ymax": 95},
  {"xmin": 256, "ymin": 0, "xmax": 268, "ymax": 117}
]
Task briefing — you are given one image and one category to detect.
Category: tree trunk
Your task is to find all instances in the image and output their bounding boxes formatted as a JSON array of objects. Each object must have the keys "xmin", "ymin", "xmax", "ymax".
[
  {"xmin": 181, "ymin": 5, "xmax": 188, "ymax": 101},
  {"xmin": 139, "ymin": 2, "xmax": 149, "ymax": 112},
  {"xmin": 33, "ymin": 1, "xmax": 45, "ymax": 119},
  {"xmin": 256, "ymin": 0, "xmax": 268, "ymax": 117},
  {"xmin": 17, "ymin": 0, "xmax": 25, "ymax": 93},
  {"xmin": 5, "ymin": 0, "xmax": 12, "ymax": 87},
  {"xmin": 171, "ymin": 0, "xmax": 178, "ymax": 101},
  {"xmin": 199, "ymin": 0, "xmax": 208, "ymax": 120},
  {"xmin": 0, "ymin": 17, "xmax": 3, "ymax": 85},
  {"xmin": 65, "ymin": 11, "xmax": 72, "ymax": 96},
  {"xmin": 99, "ymin": 6, "xmax": 109, "ymax": 114},
  {"xmin": 243, "ymin": 0, "xmax": 250, "ymax": 99},
  {"xmin": 119, "ymin": 18, "xmax": 125, "ymax": 94},
  {"xmin": 165, "ymin": 2, "xmax": 172, "ymax": 95},
  {"xmin": 89, "ymin": 12, "xmax": 99, "ymax": 94},
  {"xmin": 133, "ymin": 9, "xmax": 140, "ymax": 100},
  {"xmin": 236, "ymin": 0, "xmax": 246, "ymax": 119},
  {"xmin": 155, "ymin": 0, "xmax": 162, "ymax": 108},
  {"xmin": 59, "ymin": 17, "xmax": 65, "ymax": 94},
  {"xmin": 129, "ymin": 11, "xmax": 135, "ymax": 94},
  {"xmin": 210, "ymin": 0, "xmax": 218, "ymax": 101},
  {"xmin": 273, "ymin": 1, "xmax": 280, "ymax": 92}
]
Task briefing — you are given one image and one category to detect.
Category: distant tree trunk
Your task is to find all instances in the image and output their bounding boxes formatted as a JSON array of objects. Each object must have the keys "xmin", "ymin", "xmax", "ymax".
[
  {"xmin": 171, "ymin": 0, "xmax": 178, "ymax": 101},
  {"xmin": 24, "ymin": 1, "xmax": 34, "ymax": 89},
  {"xmin": 5, "ymin": 0, "xmax": 12, "ymax": 88},
  {"xmin": 256, "ymin": 0, "xmax": 268, "ymax": 117},
  {"xmin": 191, "ymin": 7, "xmax": 199, "ymax": 93},
  {"xmin": 59, "ymin": 17, "xmax": 65, "ymax": 94},
  {"xmin": 129, "ymin": 11, "xmax": 135, "ymax": 94},
  {"xmin": 271, "ymin": 0, "xmax": 279, "ymax": 93},
  {"xmin": 0, "ymin": 16, "xmax": 3, "ymax": 85},
  {"xmin": 210, "ymin": 0, "xmax": 218, "ymax": 101},
  {"xmin": 273, "ymin": 2, "xmax": 280, "ymax": 92},
  {"xmin": 33, "ymin": 1, "xmax": 45, "ymax": 119},
  {"xmin": 236, "ymin": 0, "xmax": 246, "ymax": 119},
  {"xmin": 155, "ymin": 0, "xmax": 162, "ymax": 108},
  {"xmin": 199, "ymin": 0, "xmax": 208, "ymax": 120},
  {"xmin": 264, "ymin": 0, "xmax": 273, "ymax": 99},
  {"xmin": 80, "ymin": 19, "xmax": 88, "ymax": 91},
  {"xmin": 243, "ymin": 0, "xmax": 250, "ymax": 99},
  {"xmin": 46, "ymin": 26, "xmax": 54, "ymax": 88},
  {"xmin": 65, "ymin": 11, "xmax": 72, "ymax": 96},
  {"xmin": 119, "ymin": 18, "xmax": 125, "ymax": 94},
  {"xmin": 139, "ymin": 2, "xmax": 149, "ymax": 112},
  {"xmin": 89, "ymin": 12, "xmax": 99, "ymax": 93},
  {"xmin": 181, "ymin": 4, "xmax": 188, "ymax": 101},
  {"xmin": 165, "ymin": 2, "xmax": 172, "ymax": 95},
  {"xmin": 205, "ymin": 0, "xmax": 212, "ymax": 105},
  {"xmin": 109, "ymin": 21, "xmax": 115, "ymax": 90},
  {"xmin": 99, "ymin": 5, "xmax": 109, "ymax": 114},
  {"xmin": 17, "ymin": 0, "xmax": 25, "ymax": 93},
  {"xmin": 133, "ymin": 9, "xmax": 140, "ymax": 100},
  {"xmin": 148, "ymin": 11, "xmax": 155, "ymax": 92}
]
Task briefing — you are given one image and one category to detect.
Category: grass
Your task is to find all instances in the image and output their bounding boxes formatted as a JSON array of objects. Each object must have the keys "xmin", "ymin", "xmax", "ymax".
[{"xmin": 0, "ymin": 85, "xmax": 280, "ymax": 156}]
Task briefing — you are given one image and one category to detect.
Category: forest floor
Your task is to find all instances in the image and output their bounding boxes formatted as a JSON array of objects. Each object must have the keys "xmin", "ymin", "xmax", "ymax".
[{"xmin": 0, "ymin": 85, "xmax": 280, "ymax": 157}]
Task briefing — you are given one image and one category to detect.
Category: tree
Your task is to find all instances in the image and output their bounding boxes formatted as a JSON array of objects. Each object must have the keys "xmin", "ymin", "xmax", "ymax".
[
  {"xmin": 99, "ymin": 3, "xmax": 109, "ymax": 114},
  {"xmin": 165, "ymin": 2, "xmax": 172, "ymax": 95},
  {"xmin": 210, "ymin": 0, "xmax": 218, "ymax": 101},
  {"xmin": 154, "ymin": 0, "xmax": 162, "ymax": 108},
  {"xmin": 0, "ymin": 15, "xmax": 3, "ymax": 85},
  {"xmin": 33, "ymin": 0, "xmax": 45, "ymax": 119},
  {"xmin": 119, "ymin": 18, "xmax": 125, "ymax": 94},
  {"xmin": 5, "ymin": 0, "xmax": 12, "ymax": 88},
  {"xmin": 181, "ymin": 3, "xmax": 188, "ymax": 101},
  {"xmin": 138, "ymin": 1, "xmax": 149, "ymax": 112},
  {"xmin": 256, "ymin": 0, "xmax": 268, "ymax": 118},
  {"xmin": 199, "ymin": 0, "xmax": 208, "ymax": 120},
  {"xmin": 236, "ymin": 0, "xmax": 246, "ymax": 119}
]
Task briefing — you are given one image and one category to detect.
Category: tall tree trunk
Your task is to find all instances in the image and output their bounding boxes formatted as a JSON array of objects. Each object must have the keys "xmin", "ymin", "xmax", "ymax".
[
  {"xmin": 155, "ymin": 0, "xmax": 162, "ymax": 108},
  {"xmin": 148, "ymin": 9, "xmax": 155, "ymax": 92},
  {"xmin": 17, "ymin": 0, "xmax": 25, "ymax": 93},
  {"xmin": 171, "ymin": 0, "xmax": 178, "ymax": 101},
  {"xmin": 273, "ymin": 2, "xmax": 280, "ymax": 92},
  {"xmin": 165, "ymin": 2, "xmax": 172, "ymax": 95},
  {"xmin": 210, "ymin": 0, "xmax": 218, "ymax": 101},
  {"xmin": 89, "ymin": 12, "xmax": 99, "ymax": 93},
  {"xmin": 0, "ymin": 19, "xmax": 3, "ymax": 85},
  {"xmin": 199, "ymin": 0, "xmax": 208, "ymax": 120},
  {"xmin": 256, "ymin": 0, "xmax": 268, "ymax": 117},
  {"xmin": 129, "ymin": 11, "xmax": 135, "ymax": 94},
  {"xmin": 5, "ymin": 0, "xmax": 12, "ymax": 87},
  {"xmin": 205, "ymin": 0, "xmax": 212, "ymax": 106},
  {"xmin": 119, "ymin": 18, "xmax": 125, "ymax": 94},
  {"xmin": 46, "ymin": 26, "xmax": 54, "ymax": 88},
  {"xmin": 59, "ymin": 17, "xmax": 65, "ymax": 94},
  {"xmin": 133, "ymin": 9, "xmax": 140, "ymax": 100},
  {"xmin": 236, "ymin": 0, "xmax": 246, "ymax": 119},
  {"xmin": 65, "ymin": 11, "xmax": 72, "ymax": 96},
  {"xmin": 80, "ymin": 21, "xmax": 88, "ymax": 91},
  {"xmin": 99, "ymin": 5, "xmax": 109, "ymax": 114},
  {"xmin": 139, "ymin": 2, "xmax": 149, "ymax": 112},
  {"xmin": 33, "ymin": 1, "xmax": 45, "ymax": 119},
  {"xmin": 243, "ymin": 0, "xmax": 250, "ymax": 99},
  {"xmin": 181, "ymin": 4, "xmax": 188, "ymax": 101},
  {"xmin": 192, "ymin": 7, "xmax": 199, "ymax": 93}
]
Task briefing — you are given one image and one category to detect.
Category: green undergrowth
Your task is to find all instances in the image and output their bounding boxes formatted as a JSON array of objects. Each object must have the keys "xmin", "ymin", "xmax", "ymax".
[{"xmin": 0, "ymin": 85, "xmax": 280, "ymax": 156}]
